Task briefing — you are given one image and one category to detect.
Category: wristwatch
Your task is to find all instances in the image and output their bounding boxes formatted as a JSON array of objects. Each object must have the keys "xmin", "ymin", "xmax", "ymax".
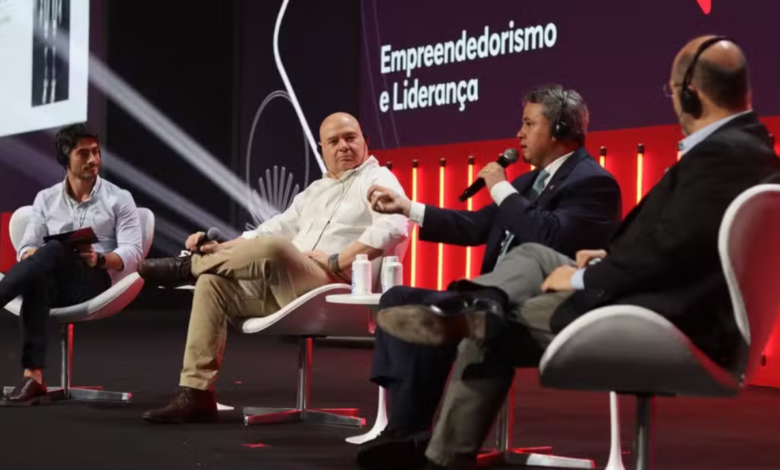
[
  {"xmin": 328, "ymin": 253, "xmax": 341, "ymax": 273},
  {"xmin": 96, "ymin": 252, "xmax": 106, "ymax": 268}
]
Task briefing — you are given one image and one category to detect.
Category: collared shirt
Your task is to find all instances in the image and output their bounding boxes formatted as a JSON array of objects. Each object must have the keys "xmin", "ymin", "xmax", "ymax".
[
  {"xmin": 242, "ymin": 156, "xmax": 409, "ymax": 255},
  {"xmin": 489, "ymin": 151, "xmax": 574, "ymax": 206},
  {"xmin": 570, "ymin": 111, "xmax": 753, "ymax": 290},
  {"xmin": 678, "ymin": 110, "xmax": 752, "ymax": 157},
  {"xmin": 408, "ymin": 152, "xmax": 575, "ymax": 226},
  {"xmin": 18, "ymin": 177, "xmax": 144, "ymax": 282}
]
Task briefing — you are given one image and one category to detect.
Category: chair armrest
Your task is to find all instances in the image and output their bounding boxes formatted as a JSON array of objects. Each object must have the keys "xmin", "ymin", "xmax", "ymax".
[
  {"xmin": 50, "ymin": 273, "xmax": 145, "ymax": 323},
  {"xmin": 241, "ymin": 284, "xmax": 372, "ymax": 337},
  {"xmin": 0, "ymin": 272, "xmax": 144, "ymax": 323},
  {"xmin": 538, "ymin": 305, "xmax": 740, "ymax": 397}
]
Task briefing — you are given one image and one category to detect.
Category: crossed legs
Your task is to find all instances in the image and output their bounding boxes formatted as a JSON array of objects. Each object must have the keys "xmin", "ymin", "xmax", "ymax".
[
  {"xmin": 372, "ymin": 243, "xmax": 575, "ymax": 469},
  {"xmin": 144, "ymin": 237, "xmax": 340, "ymax": 422}
]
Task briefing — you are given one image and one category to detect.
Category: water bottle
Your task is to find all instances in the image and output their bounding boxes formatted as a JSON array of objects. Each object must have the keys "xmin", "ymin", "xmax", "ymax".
[
  {"xmin": 381, "ymin": 256, "xmax": 403, "ymax": 293},
  {"xmin": 352, "ymin": 254, "xmax": 372, "ymax": 295}
]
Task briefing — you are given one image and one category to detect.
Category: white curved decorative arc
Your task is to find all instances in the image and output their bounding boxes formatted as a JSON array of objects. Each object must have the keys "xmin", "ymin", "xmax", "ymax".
[
  {"xmin": 257, "ymin": 166, "xmax": 300, "ymax": 215},
  {"xmin": 273, "ymin": 0, "xmax": 326, "ymax": 174},
  {"xmin": 244, "ymin": 89, "xmax": 309, "ymax": 227}
]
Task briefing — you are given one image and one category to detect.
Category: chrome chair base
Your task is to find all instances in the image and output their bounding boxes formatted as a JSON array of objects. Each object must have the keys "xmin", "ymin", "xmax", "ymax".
[
  {"xmin": 2, "ymin": 385, "xmax": 132, "ymax": 403},
  {"xmin": 478, "ymin": 449, "xmax": 595, "ymax": 468},
  {"xmin": 243, "ymin": 406, "xmax": 365, "ymax": 427}
]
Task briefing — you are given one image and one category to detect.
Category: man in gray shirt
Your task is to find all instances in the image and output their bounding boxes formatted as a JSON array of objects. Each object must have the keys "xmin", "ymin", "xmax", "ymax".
[{"xmin": 0, "ymin": 124, "xmax": 143, "ymax": 404}]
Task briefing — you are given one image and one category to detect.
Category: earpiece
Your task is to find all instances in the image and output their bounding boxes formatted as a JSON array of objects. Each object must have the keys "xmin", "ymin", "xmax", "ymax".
[
  {"xmin": 680, "ymin": 36, "xmax": 731, "ymax": 119},
  {"xmin": 551, "ymin": 90, "xmax": 570, "ymax": 140},
  {"xmin": 56, "ymin": 142, "xmax": 70, "ymax": 168}
]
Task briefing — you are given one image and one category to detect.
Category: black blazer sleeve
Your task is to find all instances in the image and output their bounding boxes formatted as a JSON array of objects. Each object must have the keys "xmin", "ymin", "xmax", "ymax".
[
  {"xmin": 419, "ymin": 203, "xmax": 497, "ymax": 246},
  {"xmin": 584, "ymin": 139, "xmax": 771, "ymax": 298},
  {"xmin": 495, "ymin": 174, "xmax": 621, "ymax": 256}
]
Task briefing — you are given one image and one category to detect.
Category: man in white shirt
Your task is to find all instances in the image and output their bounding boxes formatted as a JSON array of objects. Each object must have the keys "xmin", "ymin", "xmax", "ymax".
[
  {"xmin": 0, "ymin": 124, "xmax": 143, "ymax": 404},
  {"xmin": 139, "ymin": 112, "xmax": 408, "ymax": 424}
]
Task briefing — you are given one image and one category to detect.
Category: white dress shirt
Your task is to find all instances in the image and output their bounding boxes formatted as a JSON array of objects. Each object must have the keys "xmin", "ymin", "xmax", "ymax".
[
  {"xmin": 18, "ymin": 177, "xmax": 144, "ymax": 282},
  {"xmin": 408, "ymin": 152, "xmax": 574, "ymax": 226},
  {"xmin": 242, "ymin": 156, "xmax": 409, "ymax": 255}
]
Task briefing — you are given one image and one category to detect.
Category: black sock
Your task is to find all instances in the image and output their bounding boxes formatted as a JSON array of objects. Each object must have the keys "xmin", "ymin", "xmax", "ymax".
[{"xmin": 446, "ymin": 280, "xmax": 509, "ymax": 307}]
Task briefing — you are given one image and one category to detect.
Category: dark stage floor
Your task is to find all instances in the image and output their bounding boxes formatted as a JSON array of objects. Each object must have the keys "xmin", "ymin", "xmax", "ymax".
[{"xmin": 0, "ymin": 288, "xmax": 778, "ymax": 469}]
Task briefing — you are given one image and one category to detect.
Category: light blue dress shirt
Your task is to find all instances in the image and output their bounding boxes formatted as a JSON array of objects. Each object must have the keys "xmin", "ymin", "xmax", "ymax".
[
  {"xmin": 677, "ymin": 110, "xmax": 752, "ymax": 157},
  {"xmin": 17, "ymin": 177, "xmax": 144, "ymax": 281},
  {"xmin": 570, "ymin": 111, "xmax": 752, "ymax": 290}
]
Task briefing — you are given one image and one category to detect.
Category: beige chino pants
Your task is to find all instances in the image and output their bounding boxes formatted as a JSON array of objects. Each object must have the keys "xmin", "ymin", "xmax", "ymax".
[{"xmin": 179, "ymin": 237, "xmax": 343, "ymax": 390}]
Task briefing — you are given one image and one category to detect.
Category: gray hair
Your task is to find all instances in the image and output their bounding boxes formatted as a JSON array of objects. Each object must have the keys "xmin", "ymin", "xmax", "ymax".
[{"xmin": 523, "ymin": 84, "xmax": 589, "ymax": 145}]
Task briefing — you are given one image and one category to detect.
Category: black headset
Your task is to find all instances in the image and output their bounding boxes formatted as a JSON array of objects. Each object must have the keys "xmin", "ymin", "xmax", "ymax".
[
  {"xmin": 56, "ymin": 141, "xmax": 71, "ymax": 168},
  {"xmin": 680, "ymin": 36, "xmax": 732, "ymax": 118},
  {"xmin": 551, "ymin": 89, "xmax": 570, "ymax": 140}
]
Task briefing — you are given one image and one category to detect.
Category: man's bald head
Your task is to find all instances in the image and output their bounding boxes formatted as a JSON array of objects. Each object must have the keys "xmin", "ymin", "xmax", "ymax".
[
  {"xmin": 318, "ymin": 112, "xmax": 368, "ymax": 178},
  {"xmin": 672, "ymin": 36, "xmax": 750, "ymax": 112},
  {"xmin": 319, "ymin": 112, "xmax": 362, "ymax": 141}
]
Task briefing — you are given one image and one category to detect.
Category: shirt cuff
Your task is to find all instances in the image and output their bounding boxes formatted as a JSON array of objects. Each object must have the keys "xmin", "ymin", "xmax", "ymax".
[
  {"xmin": 409, "ymin": 202, "xmax": 426, "ymax": 226},
  {"xmin": 490, "ymin": 181, "xmax": 519, "ymax": 206},
  {"xmin": 242, "ymin": 229, "xmax": 260, "ymax": 240},
  {"xmin": 570, "ymin": 268, "xmax": 586, "ymax": 290},
  {"xmin": 113, "ymin": 246, "xmax": 141, "ymax": 274},
  {"xmin": 17, "ymin": 246, "xmax": 35, "ymax": 262}
]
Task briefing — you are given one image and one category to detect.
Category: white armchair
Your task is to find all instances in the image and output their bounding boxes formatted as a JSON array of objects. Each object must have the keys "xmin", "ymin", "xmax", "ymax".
[
  {"xmin": 241, "ymin": 242, "xmax": 407, "ymax": 429},
  {"xmin": 538, "ymin": 184, "xmax": 780, "ymax": 470},
  {"xmin": 1, "ymin": 206, "xmax": 155, "ymax": 402}
]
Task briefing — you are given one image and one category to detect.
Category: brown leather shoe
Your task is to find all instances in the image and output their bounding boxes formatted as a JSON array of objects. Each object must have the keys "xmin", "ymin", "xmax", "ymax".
[
  {"xmin": 376, "ymin": 298, "xmax": 503, "ymax": 346},
  {"xmin": 137, "ymin": 256, "xmax": 195, "ymax": 287},
  {"xmin": 3, "ymin": 377, "xmax": 48, "ymax": 403},
  {"xmin": 142, "ymin": 387, "xmax": 218, "ymax": 424}
]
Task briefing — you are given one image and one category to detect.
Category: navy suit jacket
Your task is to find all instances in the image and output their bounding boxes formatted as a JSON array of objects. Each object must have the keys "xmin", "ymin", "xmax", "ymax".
[{"xmin": 419, "ymin": 147, "xmax": 622, "ymax": 274}]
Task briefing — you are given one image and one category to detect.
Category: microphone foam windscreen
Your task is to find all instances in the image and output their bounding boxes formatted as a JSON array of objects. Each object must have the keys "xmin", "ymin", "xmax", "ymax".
[
  {"xmin": 206, "ymin": 227, "xmax": 222, "ymax": 242},
  {"xmin": 504, "ymin": 148, "xmax": 520, "ymax": 163}
]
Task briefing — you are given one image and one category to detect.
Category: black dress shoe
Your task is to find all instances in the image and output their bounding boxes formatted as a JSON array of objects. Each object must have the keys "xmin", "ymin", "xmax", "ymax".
[
  {"xmin": 3, "ymin": 377, "xmax": 48, "ymax": 403},
  {"xmin": 137, "ymin": 255, "xmax": 195, "ymax": 287},
  {"xmin": 421, "ymin": 459, "xmax": 448, "ymax": 470},
  {"xmin": 376, "ymin": 297, "xmax": 504, "ymax": 346},
  {"xmin": 357, "ymin": 429, "xmax": 430, "ymax": 470},
  {"xmin": 142, "ymin": 387, "xmax": 218, "ymax": 424}
]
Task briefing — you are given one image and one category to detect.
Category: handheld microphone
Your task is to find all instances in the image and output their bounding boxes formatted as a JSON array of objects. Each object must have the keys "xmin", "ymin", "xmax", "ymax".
[
  {"xmin": 458, "ymin": 148, "xmax": 519, "ymax": 202},
  {"xmin": 196, "ymin": 227, "xmax": 222, "ymax": 252}
]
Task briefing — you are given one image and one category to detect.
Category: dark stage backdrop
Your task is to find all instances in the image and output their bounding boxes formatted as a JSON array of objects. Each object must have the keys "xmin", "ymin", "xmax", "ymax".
[
  {"xmin": 104, "ymin": 0, "xmax": 360, "ymax": 250},
  {"xmin": 357, "ymin": 0, "xmax": 780, "ymax": 388},
  {"xmin": 359, "ymin": 0, "xmax": 780, "ymax": 149},
  {"xmin": 0, "ymin": 0, "xmax": 107, "ymax": 213},
  {"xmin": 104, "ymin": 0, "xmax": 235, "ymax": 251},
  {"xmin": 1, "ymin": 0, "xmax": 360, "ymax": 253},
  {"xmin": 235, "ymin": 0, "xmax": 360, "ymax": 233}
]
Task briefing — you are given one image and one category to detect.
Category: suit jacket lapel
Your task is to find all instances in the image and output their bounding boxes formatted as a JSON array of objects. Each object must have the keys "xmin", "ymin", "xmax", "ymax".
[
  {"xmin": 534, "ymin": 147, "xmax": 589, "ymax": 205},
  {"xmin": 512, "ymin": 170, "xmax": 537, "ymax": 198}
]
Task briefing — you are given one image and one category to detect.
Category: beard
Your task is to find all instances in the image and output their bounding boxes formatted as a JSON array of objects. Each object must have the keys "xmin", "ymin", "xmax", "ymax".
[{"xmin": 74, "ymin": 167, "xmax": 98, "ymax": 180}]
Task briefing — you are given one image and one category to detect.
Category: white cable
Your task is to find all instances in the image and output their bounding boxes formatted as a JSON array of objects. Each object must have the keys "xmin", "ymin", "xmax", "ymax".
[{"xmin": 272, "ymin": 0, "xmax": 326, "ymax": 174}]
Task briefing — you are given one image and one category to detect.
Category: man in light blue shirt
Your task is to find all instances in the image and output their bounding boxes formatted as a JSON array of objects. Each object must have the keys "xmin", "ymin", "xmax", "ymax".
[{"xmin": 0, "ymin": 124, "xmax": 143, "ymax": 404}]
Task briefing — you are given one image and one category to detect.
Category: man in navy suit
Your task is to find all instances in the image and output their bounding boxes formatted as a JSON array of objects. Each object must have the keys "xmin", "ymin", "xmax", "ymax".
[
  {"xmin": 357, "ymin": 84, "xmax": 622, "ymax": 469},
  {"xmin": 377, "ymin": 37, "xmax": 780, "ymax": 470}
]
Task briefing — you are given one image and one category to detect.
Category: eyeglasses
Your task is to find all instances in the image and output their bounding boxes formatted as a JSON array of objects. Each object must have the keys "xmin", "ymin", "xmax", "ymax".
[{"xmin": 663, "ymin": 83, "xmax": 682, "ymax": 98}]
